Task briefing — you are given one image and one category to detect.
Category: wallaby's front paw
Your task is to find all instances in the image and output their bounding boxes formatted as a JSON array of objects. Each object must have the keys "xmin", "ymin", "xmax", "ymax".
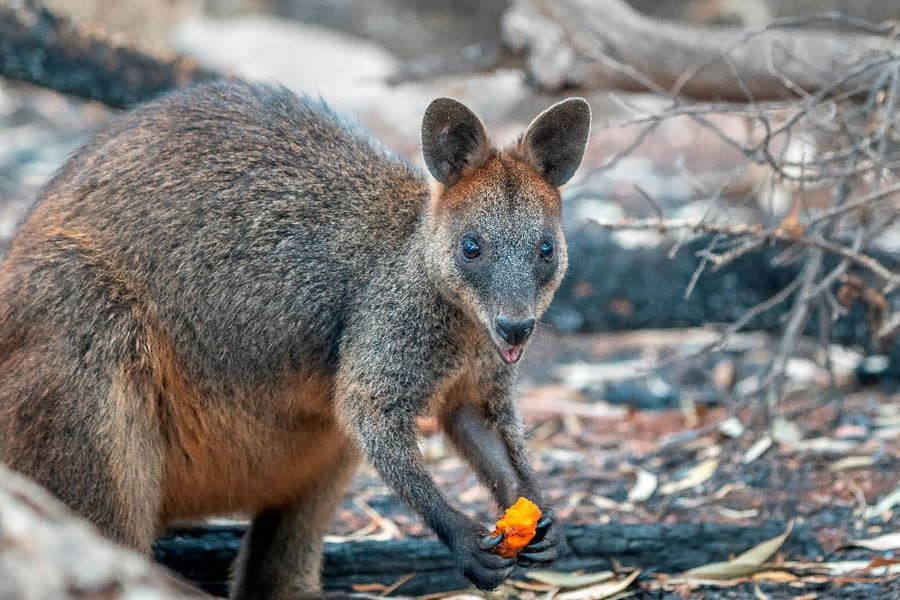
[
  {"xmin": 517, "ymin": 512, "xmax": 564, "ymax": 567},
  {"xmin": 452, "ymin": 530, "xmax": 516, "ymax": 591}
]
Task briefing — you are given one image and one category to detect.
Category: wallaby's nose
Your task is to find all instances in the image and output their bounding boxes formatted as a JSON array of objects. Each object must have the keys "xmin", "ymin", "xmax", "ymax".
[{"xmin": 495, "ymin": 316, "xmax": 535, "ymax": 346}]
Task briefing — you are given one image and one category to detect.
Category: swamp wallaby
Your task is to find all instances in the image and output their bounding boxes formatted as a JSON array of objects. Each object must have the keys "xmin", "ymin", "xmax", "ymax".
[{"xmin": 0, "ymin": 80, "xmax": 590, "ymax": 598}]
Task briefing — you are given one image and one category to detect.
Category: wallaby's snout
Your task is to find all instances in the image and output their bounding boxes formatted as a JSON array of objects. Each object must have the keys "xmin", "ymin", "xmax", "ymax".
[
  {"xmin": 421, "ymin": 95, "xmax": 591, "ymax": 366},
  {"xmin": 495, "ymin": 315, "xmax": 535, "ymax": 346},
  {"xmin": 495, "ymin": 314, "xmax": 535, "ymax": 363}
]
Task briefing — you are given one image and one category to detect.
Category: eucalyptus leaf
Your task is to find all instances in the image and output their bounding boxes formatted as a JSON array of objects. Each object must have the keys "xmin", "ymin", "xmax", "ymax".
[
  {"xmin": 627, "ymin": 469, "xmax": 657, "ymax": 502},
  {"xmin": 684, "ymin": 521, "xmax": 794, "ymax": 580},
  {"xmin": 555, "ymin": 570, "xmax": 640, "ymax": 600},
  {"xmin": 527, "ymin": 570, "xmax": 615, "ymax": 588},
  {"xmin": 851, "ymin": 532, "xmax": 900, "ymax": 552},
  {"xmin": 660, "ymin": 458, "xmax": 718, "ymax": 495}
]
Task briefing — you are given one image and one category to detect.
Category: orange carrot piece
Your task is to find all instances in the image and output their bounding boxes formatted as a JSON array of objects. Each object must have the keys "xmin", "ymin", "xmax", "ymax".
[{"xmin": 491, "ymin": 497, "xmax": 542, "ymax": 557}]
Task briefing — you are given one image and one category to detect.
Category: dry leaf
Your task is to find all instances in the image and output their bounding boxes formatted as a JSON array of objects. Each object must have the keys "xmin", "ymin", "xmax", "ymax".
[
  {"xmin": 718, "ymin": 417, "xmax": 745, "ymax": 439},
  {"xmin": 379, "ymin": 573, "xmax": 415, "ymax": 596},
  {"xmin": 732, "ymin": 520, "xmax": 794, "ymax": 564},
  {"xmin": 749, "ymin": 570, "xmax": 797, "ymax": 583},
  {"xmin": 875, "ymin": 413, "xmax": 900, "ymax": 428},
  {"xmin": 865, "ymin": 486, "xmax": 900, "ymax": 520},
  {"xmin": 556, "ymin": 361, "xmax": 646, "ymax": 389},
  {"xmin": 680, "ymin": 396, "xmax": 698, "ymax": 428},
  {"xmin": 352, "ymin": 583, "xmax": 388, "ymax": 593},
  {"xmin": 850, "ymin": 532, "xmax": 900, "ymax": 552},
  {"xmin": 522, "ymin": 387, "xmax": 626, "ymax": 419},
  {"xmin": 742, "ymin": 436, "xmax": 772, "ymax": 464},
  {"xmin": 590, "ymin": 495, "xmax": 627, "ymax": 511},
  {"xmin": 627, "ymin": 469, "xmax": 657, "ymax": 502},
  {"xmin": 684, "ymin": 521, "xmax": 794, "ymax": 580},
  {"xmin": 714, "ymin": 506, "xmax": 759, "ymax": 520},
  {"xmin": 527, "ymin": 571, "xmax": 615, "ymax": 588},
  {"xmin": 712, "ymin": 359, "xmax": 736, "ymax": 391},
  {"xmin": 865, "ymin": 556, "xmax": 900, "ymax": 573},
  {"xmin": 683, "ymin": 563, "xmax": 775, "ymax": 581},
  {"xmin": 713, "ymin": 483, "xmax": 746, "ymax": 499},
  {"xmin": 784, "ymin": 559, "xmax": 900, "ymax": 577},
  {"xmin": 790, "ymin": 437, "xmax": 855, "ymax": 454},
  {"xmin": 660, "ymin": 459, "xmax": 718, "ymax": 495},
  {"xmin": 602, "ymin": 592, "xmax": 635, "ymax": 600},
  {"xmin": 828, "ymin": 455, "xmax": 875, "ymax": 472},
  {"xmin": 563, "ymin": 414, "xmax": 583, "ymax": 436},
  {"xmin": 509, "ymin": 579, "xmax": 555, "ymax": 592},
  {"xmin": 771, "ymin": 418, "xmax": 802, "ymax": 445},
  {"xmin": 555, "ymin": 570, "xmax": 640, "ymax": 600}
]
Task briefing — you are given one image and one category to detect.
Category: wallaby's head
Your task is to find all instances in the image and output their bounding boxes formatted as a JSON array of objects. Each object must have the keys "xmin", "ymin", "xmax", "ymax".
[{"xmin": 421, "ymin": 97, "xmax": 591, "ymax": 364}]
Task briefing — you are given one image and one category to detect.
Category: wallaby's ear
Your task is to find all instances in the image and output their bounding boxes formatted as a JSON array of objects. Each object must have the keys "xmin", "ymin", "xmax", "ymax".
[
  {"xmin": 422, "ymin": 98, "xmax": 492, "ymax": 186},
  {"xmin": 519, "ymin": 98, "xmax": 591, "ymax": 187}
]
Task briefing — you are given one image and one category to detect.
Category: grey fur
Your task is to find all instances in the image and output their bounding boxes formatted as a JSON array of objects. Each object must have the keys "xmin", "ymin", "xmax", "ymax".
[
  {"xmin": 421, "ymin": 97, "xmax": 492, "ymax": 185},
  {"xmin": 520, "ymin": 98, "xmax": 592, "ymax": 187}
]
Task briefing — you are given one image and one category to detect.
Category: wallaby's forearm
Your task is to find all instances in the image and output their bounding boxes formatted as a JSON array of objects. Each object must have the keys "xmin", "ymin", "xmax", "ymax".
[
  {"xmin": 491, "ymin": 406, "xmax": 544, "ymax": 505},
  {"xmin": 340, "ymin": 394, "xmax": 471, "ymax": 544},
  {"xmin": 442, "ymin": 403, "xmax": 536, "ymax": 508}
]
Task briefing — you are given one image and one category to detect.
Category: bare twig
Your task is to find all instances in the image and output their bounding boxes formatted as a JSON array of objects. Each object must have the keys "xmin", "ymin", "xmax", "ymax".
[{"xmin": 584, "ymin": 216, "xmax": 899, "ymax": 290}]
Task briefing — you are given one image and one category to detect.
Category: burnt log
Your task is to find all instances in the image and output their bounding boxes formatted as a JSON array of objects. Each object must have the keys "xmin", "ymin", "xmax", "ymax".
[
  {"xmin": 547, "ymin": 224, "xmax": 900, "ymax": 377},
  {"xmin": 154, "ymin": 521, "xmax": 822, "ymax": 596},
  {"xmin": 0, "ymin": 2, "xmax": 218, "ymax": 108}
]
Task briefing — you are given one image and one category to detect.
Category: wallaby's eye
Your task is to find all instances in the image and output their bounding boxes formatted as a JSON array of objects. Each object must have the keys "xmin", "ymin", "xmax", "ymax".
[
  {"xmin": 539, "ymin": 239, "xmax": 554, "ymax": 261},
  {"xmin": 461, "ymin": 236, "xmax": 481, "ymax": 260}
]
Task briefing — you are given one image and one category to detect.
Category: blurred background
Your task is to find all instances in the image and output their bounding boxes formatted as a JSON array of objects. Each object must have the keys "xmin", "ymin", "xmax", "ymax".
[{"xmin": 0, "ymin": 0, "xmax": 898, "ymax": 598}]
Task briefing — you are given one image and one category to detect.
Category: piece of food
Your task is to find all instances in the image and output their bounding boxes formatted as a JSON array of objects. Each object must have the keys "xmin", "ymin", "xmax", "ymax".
[{"xmin": 491, "ymin": 497, "xmax": 542, "ymax": 557}]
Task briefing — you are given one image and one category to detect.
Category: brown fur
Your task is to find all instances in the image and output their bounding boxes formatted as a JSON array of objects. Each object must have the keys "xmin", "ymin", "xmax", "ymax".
[
  {"xmin": 160, "ymin": 369, "xmax": 345, "ymax": 521},
  {"xmin": 433, "ymin": 155, "xmax": 561, "ymax": 217}
]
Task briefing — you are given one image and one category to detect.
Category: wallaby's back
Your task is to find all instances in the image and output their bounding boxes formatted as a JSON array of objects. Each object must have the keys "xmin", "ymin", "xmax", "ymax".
[
  {"xmin": 3, "ymin": 81, "xmax": 428, "ymax": 389},
  {"xmin": 0, "ymin": 82, "xmax": 429, "ymax": 539}
]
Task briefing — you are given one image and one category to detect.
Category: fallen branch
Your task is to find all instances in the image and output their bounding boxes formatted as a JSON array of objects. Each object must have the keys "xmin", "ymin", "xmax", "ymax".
[
  {"xmin": 583, "ymin": 217, "xmax": 899, "ymax": 291},
  {"xmin": 0, "ymin": 464, "xmax": 207, "ymax": 599},
  {"xmin": 0, "ymin": 1, "xmax": 219, "ymax": 108},
  {"xmin": 503, "ymin": 0, "xmax": 900, "ymax": 101}
]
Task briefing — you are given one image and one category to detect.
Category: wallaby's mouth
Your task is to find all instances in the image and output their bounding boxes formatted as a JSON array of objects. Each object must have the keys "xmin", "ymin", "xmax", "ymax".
[
  {"xmin": 498, "ymin": 347, "xmax": 523, "ymax": 364},
  {"xmin": 488, "ymin": 312, "xmax": 534, "ymax": 365}
]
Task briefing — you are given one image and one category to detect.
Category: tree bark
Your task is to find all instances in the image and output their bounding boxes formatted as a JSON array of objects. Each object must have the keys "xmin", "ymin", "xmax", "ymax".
[
  {"xmin": 0, "ymin": 2, "xmax": 218, "ymax": 108},
  {"xmin": 503, "ymin": 0, "xmax": 900, "ymax": 101},
  {"xmin": 154, "ymin": 521, "xmax": 822, "ymax": 596},
  {"xmin": 0, "ymin": 464, "xmax": 208, "ymax": 599}
]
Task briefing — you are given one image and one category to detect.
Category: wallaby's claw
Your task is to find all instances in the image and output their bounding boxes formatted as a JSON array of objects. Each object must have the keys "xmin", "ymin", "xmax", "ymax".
[
  {"xmin": 478, "ymin": 533, "xmax": 504, "ymax": 550},
  {"xmin": 518, "ymin": 510, "xmax": 562, "ymax": 567},
  {"xmin": 536, "ymin": 515, "xmax": 553, "ymax": 532}
]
